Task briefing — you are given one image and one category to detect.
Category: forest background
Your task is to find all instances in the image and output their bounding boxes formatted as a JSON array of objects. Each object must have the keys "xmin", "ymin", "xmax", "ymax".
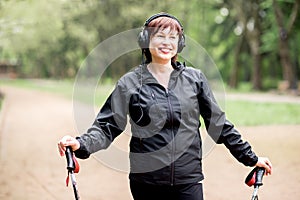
[
  {"xmin": 0, "ymin": 0, "xmax": 299, "ymax": 91},
  {"xmin": 1, "ymin": 2, "xmax": 300, "ymax": 199}
]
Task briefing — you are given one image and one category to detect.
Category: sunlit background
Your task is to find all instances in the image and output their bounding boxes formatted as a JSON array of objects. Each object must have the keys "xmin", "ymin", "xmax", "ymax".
[{"xmin": 0, "ymin": 0, "xmax": 300, "ymax": 199}]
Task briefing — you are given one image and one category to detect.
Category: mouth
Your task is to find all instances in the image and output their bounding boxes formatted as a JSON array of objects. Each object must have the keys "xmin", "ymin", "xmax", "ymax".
[{"xmin": 158, "ymin": 47, "xmax": 172, "ymax": 54}]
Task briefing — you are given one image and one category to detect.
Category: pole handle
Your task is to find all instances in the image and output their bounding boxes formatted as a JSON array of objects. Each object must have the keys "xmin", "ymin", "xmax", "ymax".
[
  {"xmin": 255, "ymin": 167, "xmax": 265, "ymax": 187},
  {"xmin": 245, "ymin": 167, "xmax": 265, "ymax": 187},
  {"xmin": 65, "ymin": 146, "xmax": 75, "ymax": 171}
]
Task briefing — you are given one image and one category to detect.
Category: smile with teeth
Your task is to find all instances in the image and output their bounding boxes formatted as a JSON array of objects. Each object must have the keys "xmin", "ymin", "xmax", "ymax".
[{"xmin": 158, "ymin": 47, "xmax": 172, "ymax": 54}]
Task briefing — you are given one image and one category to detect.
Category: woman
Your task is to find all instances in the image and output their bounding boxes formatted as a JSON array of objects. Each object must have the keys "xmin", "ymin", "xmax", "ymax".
[{"xmin": 58, "ymin": 13, "xmax": 272, "ymax": 200}]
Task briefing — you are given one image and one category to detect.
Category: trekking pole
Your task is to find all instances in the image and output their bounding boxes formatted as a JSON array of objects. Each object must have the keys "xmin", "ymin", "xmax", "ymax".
[
  {"xmin": 65, "ymin": 146, "xmax": 80, "ymax": 200},
  {"xmin": 245, "ymin": 167, "xmax": 265, "ymax": 200}
]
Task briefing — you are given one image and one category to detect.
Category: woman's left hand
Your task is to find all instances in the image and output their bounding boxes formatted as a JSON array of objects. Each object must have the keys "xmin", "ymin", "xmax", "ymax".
[{"xmin": 255, "ymin": 157, "xmax": 273, "ymax": 175}]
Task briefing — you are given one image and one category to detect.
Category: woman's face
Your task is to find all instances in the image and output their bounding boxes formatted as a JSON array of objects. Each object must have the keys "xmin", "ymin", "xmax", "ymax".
[{"xmin": 149, "ymin": 27, "xmax": 179, "ymax": 64}]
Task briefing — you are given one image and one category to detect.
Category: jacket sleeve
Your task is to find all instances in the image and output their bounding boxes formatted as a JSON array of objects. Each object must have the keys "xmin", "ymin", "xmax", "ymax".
[
  {"xmin": 74, "ymin": 80, "xmax": 128, "ymax": 159},
  {"xmin": 197, "ymin": 72, "xmax": 258, "ymax": 167}
]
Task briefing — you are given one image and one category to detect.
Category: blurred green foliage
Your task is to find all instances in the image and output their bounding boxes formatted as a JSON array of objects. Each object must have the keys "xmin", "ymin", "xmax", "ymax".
[{"xmin": 0, "ymin": 0, "xmax": 299, "ymax": 90}]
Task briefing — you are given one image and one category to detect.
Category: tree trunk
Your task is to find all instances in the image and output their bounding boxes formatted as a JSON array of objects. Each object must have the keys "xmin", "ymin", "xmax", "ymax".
[
  {"xmin": 278, "ymin": 30, "xmax": 297, "ymax": 89},
  {"xmin": 252, "ymin": 51, "xmax": 262, "ymax": 90},
  {"xmin": 245, "ymin": 5, "xmax": 262, "ymax": 89},
  {"xmin": 231, "ymin": 0, "xmax": 263, "ymax": 90},
  {"xmin": 273, "ymin": 0, "xmax": 299, "ymax": 89},
  {"xmin": 229, "ymin": 37, "xmax": 243, "ymax": 88}
]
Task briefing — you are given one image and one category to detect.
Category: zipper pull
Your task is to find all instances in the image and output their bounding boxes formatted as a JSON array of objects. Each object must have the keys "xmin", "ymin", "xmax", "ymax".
[
  {"xmin": 151, "ymin": 92, "xmax": 155, "ymax": 99},
  {"xmin": 165, "ymin": 88, "xmax": 169, "ymax": 97}
]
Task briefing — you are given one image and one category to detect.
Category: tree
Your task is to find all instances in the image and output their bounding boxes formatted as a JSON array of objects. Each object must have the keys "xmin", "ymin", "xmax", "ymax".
[
  {"xmin": 273, "ymin": 0, "xmax": 299, "ymax": 90},
  {"xmin": 1, "ymin": 0, "xmax": 299, "ymax": 90},
  {"xmin": 219, "ymin": 0, "xmax": 265, "ymax": 90}
]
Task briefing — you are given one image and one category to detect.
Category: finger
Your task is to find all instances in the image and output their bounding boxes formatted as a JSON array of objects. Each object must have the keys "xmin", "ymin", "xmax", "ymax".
[
  {"xmin": 58, "ymin": 137, "xmax": 77, "ymax": 153},
  {"xmin": 62, "ymin": 135, "xmax": 77, "ymax": 146},
  {"xmin": 264, "ymin": 159, "xmax": 272, "ymax": 175},
  {"xmin": 58, "ymin": 138, "xmax": 71, "ymax": 156},
  {"xmin": 267, "ymin": 160, "xmax": 273, "ymax": 170},
  {"xmin": 57, "ymin": 142, "xmax": 66, "ymax": 156},
  {"xmin": 267, "ymin": 165, "xmax": 272, "ymax": 175}
]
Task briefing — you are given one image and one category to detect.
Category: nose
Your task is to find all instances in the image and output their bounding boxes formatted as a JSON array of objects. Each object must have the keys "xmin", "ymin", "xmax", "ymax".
[{"xmin": 161, "ymin": 36, "xmax": 172, "ymax": 45}]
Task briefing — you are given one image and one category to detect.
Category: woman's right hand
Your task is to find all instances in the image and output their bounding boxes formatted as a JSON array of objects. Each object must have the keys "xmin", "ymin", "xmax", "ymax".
[{"xmin": 57, "ymin": 135, "xmax": 80, "ymax": 156}]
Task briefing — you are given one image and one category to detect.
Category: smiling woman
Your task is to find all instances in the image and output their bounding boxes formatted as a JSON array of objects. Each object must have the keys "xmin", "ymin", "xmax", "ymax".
[{"xmin": 57, "ymin": 12, "xmax": 272, "ymax": 200}]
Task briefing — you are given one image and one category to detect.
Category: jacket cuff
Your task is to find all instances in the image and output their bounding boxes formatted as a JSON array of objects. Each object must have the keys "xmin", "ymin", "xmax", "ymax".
[
  {"xmin": 243, "ymin": 154, "xmax": 258, "ymax": 167},
  {"xmin": 74, "ymin": 137, "xmax": 91, "ymax": 159},
  {"xmin": 248, "ymin": 155, "xmax": 259, "ymax": 167}
]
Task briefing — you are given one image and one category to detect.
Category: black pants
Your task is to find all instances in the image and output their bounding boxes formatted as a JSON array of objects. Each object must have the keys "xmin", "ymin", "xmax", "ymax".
[{"xmin": 130, "ymin": 180, "xmax": 204, "ymax": 200}]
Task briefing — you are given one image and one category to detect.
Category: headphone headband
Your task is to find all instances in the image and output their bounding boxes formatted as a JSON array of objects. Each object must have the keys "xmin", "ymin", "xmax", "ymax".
[{"xmin": 144, "ymin": 13, "xmax": 183, "ymax": 30}]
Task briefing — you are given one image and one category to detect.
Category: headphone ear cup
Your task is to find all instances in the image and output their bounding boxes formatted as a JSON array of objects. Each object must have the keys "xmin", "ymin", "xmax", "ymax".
[
  {"xmin": 177, "ymin": 34, "xmax": 185, "ymax": 53},
  {"xmin": 138, "ymin": 29, "xmax": 149, "ymax": 49}
]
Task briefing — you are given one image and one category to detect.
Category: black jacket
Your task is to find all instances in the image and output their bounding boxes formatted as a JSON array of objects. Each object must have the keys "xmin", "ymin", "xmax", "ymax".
[{"xmin": 75, "ymin": 63, "xmax": 258, "ymax": 185}]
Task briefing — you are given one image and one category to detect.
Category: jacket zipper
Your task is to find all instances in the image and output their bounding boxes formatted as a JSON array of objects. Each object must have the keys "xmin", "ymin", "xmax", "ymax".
[{"xmin": 166, "ymin": 88, "xmax": 175, "ymax": 186}]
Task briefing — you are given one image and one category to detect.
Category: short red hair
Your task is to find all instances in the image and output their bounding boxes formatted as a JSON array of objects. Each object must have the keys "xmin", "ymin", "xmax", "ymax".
[{"xmin": 147, "ymin": 16, "xmax": 183, "ymax": 37}]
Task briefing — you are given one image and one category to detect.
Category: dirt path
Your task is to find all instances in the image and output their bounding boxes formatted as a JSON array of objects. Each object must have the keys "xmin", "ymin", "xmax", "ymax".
[{"xmin": 0, "ymin": 86, "xmax": 299, "ymax": 199}]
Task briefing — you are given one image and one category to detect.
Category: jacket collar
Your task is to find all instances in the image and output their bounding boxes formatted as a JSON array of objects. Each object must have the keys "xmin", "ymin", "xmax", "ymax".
[{"xmin": 138, "ymin": 62, "xmax": 185, "ymax": 85}]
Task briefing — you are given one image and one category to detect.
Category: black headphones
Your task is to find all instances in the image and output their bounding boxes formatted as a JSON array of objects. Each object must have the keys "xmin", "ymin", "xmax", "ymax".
[{"xmin": 137, "ymin": 13, "xmax": 186, "ymax": 53}]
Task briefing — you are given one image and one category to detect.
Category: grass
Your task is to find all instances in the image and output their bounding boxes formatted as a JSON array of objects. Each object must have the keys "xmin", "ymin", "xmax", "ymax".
[
  {"xmin": 0, "ymin": 78, "xmax": 114, "ymax": 107},
  {"xmin": 225, "ymin": 100, "xmax": 300, "ymax": 126},
  {"xmin": 1, "ymin": 78, "xmax": 299, "ymax": 126},
  {"xmin": 0, "ymin": 78, "xmax": 74, "ymax": 98}
]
